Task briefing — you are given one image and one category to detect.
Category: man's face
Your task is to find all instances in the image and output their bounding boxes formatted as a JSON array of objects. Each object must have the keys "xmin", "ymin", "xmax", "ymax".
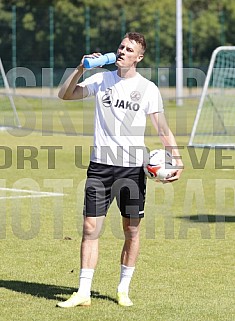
[{"xmin": 116, "ymin": 37, "xmax": 144, "ymax": 69}]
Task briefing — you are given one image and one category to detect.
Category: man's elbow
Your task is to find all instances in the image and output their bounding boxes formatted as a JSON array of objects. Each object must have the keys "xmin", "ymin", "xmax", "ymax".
[
  {"xmin": 58, "ymin": 91, "xmax": 70, "ymax": 100},
  {"xmin": 58, "ymin": 93, "xmax": 64, "ymax": 100}
]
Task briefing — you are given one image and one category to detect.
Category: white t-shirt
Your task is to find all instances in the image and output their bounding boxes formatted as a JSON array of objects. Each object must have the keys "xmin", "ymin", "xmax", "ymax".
[{"xmin": 80, "ymin": 70, "xmax": 164, "ymax": 167}]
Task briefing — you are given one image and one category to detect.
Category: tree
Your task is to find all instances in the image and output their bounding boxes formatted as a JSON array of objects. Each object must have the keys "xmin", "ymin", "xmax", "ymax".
[{"xmin": 0, "ymin": 0, "xmax": 235, "ymax": 84}]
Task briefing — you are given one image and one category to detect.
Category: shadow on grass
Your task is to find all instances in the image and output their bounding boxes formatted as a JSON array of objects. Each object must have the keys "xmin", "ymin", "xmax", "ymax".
[
  {"xmin": 177, "ymin": 214, "xmax": 235, "ymax": 223},
  {"xmin": 0, "ymin": 280, "xmax": 117, "ymax": 304}
]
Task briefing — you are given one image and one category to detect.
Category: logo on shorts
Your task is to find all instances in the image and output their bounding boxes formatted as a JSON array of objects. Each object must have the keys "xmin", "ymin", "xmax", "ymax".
[
  {"xmin": 130, "ymin": 91, "xmax": 141, "ymax": 101},
  {"xmin": 102, "ymin": 88, "xmax": 113, "ymax": 107}
]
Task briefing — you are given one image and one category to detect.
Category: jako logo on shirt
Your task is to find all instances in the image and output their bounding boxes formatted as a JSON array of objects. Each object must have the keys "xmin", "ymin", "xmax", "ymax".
[
  {"xmin": 113, "ymin": 99, "xmax": 140, "ymax": 111},
  {"xmin": 102, "ymin": 88, "xmax": 141, "ymax": 111},
  {"xmin": 102, "ymin": 88, "xmax": 113, "ymax": 107}
]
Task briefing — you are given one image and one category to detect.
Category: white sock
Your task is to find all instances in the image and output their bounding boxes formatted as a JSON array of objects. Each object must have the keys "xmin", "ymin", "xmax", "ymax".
[
  {"xmin": 78, "ymin": 268, "xmax": 94, "ymax": 297},
  {"xmin": 117, "ymin": 264, "xmax": 135, "ymax": 294}
]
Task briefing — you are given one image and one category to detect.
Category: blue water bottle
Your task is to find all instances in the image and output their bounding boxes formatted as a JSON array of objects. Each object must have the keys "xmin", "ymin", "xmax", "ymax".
[{"xmin": 83, "ymin": 52, "xmax": 117, "ymax": 69}]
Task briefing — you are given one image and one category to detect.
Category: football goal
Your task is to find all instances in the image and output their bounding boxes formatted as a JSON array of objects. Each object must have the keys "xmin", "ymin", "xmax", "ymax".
[
  {"xmin": 0, "ymin": 58, "xmax": 21, "ymax": 128},
  {"xmin": 188, "ymin": 46, "xmax": 235, "ymax": 148}
]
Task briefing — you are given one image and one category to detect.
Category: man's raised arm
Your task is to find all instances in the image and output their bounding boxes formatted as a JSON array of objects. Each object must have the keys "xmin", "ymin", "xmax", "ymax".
[{"xmin": 58, "ymin": 64, "xmax": 89, "ymax": 100}]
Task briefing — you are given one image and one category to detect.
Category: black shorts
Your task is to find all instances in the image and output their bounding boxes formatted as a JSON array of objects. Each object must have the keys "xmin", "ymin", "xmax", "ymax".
[{"xmin": 83, "ymin": 161, "xmax": 146, "ymax": 218}]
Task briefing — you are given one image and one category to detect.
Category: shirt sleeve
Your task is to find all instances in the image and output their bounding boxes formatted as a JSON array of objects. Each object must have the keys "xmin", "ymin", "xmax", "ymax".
[
  {"xmin": 78, "ymin": 72, "xmax": 103, "ymax": 97},
  {"xmin": 145, "ymin": 82, "xmax": 164, "ymax": 114}
]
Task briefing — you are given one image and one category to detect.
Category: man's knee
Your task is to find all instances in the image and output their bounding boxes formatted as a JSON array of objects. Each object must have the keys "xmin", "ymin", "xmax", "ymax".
[
  {"xmin": 83, "ymin": 216, "xmax": 105, "ymax": 240},
  {"xmin": 123, "ymin": 218, "xmax": 141, "ymax": 240}
]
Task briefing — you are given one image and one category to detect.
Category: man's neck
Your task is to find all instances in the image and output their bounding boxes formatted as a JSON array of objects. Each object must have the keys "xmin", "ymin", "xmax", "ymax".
[{"xmin": 117, "ymin": 67, "xmax": 137, "ymax": 79}]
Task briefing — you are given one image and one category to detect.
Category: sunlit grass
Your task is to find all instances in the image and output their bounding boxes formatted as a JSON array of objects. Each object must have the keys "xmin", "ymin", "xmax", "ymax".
[{"xmin": 1, "ymin": 99, "xmax": 235, "ymax": 321}]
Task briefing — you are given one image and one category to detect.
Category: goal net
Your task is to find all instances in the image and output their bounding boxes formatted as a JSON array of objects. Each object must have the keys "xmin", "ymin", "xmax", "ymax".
[
  {"xmin": 0, "ymin": 58, "xmax": 21, "ymax": 128},
  {"xmin": 188, "ymin": 46, "xmax": 235, "ymax": 148}
]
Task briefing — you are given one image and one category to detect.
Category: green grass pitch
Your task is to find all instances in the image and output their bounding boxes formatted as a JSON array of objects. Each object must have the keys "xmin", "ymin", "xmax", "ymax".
[{"xmin": 1, "ymin": 97, "xmax": 235, "ymax": 321}]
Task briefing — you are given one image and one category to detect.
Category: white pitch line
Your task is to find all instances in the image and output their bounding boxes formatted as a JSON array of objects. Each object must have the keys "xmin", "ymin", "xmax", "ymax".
[
  {"xmin": 0, "ymin": 194, "xmax": 64, "ymax": 200},
  {"xmin": 0, "ymin": 187, "xmax": 65, "ymax": 198}
]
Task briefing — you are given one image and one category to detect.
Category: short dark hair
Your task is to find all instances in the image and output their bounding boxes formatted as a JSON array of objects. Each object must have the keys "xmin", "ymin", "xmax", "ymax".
[{"xmin": 124, "ymin": 32, "xmax": 147, "ymax": 53}]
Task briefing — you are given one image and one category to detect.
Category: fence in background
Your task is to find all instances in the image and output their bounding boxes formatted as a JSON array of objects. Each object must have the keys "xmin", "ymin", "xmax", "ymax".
[{"xmin": 0, "ymin": 5, "xmax": 228, "ymax": 96}]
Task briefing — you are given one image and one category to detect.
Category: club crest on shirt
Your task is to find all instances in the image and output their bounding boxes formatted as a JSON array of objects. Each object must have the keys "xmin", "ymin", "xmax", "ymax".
[
  {"xmin": 130, "ymin": 91, "xmax": 141, "ymax": 101},
  {"xmin": 102, "ymin": 88, "xmax": 113, "ymax": 107}
]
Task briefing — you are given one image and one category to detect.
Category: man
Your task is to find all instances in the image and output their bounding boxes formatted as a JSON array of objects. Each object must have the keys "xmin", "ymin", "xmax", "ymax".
[{"xmin": 56, "ymin": 32, "xmax": 183, "ymax": 308}]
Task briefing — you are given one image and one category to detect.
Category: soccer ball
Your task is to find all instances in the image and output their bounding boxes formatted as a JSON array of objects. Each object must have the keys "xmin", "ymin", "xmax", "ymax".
[{"xmin": 143, "ymin": 149, "xmax": 174, "ymax": 180}]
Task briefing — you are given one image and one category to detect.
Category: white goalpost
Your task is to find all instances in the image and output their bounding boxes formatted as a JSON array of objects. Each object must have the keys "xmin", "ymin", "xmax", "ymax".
[
  {"xmin": 189, "ymin": 46, "xmax": 235, "ymax": 148},
  {"xmin": 0, "ymin": 58, "xmax": 21, "ymax": 128},
  {"xmin": 176, "ymin": 0, "xmax": 183, "ymax": 106}
]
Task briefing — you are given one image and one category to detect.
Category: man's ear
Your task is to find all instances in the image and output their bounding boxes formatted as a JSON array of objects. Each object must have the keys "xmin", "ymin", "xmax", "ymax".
[{"xmin": 137, "ymin": 54, "xmax": 144, "ymax": 63}]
